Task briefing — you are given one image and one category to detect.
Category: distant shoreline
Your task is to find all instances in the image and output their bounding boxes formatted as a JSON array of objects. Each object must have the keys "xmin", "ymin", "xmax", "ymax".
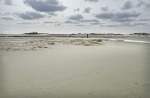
[{"xmin": 0, "ymin": 33, "xmax": 150, "ymax": 38}]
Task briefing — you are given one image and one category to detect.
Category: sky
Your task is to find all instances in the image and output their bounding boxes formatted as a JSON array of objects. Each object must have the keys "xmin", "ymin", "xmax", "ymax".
[{"xmin": 0, "ymin": 0, "xmax": 150, "ymax": 34}]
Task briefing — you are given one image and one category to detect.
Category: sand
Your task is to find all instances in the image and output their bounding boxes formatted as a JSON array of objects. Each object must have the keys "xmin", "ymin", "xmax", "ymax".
[
  {"xmin": 0, "ymin": 37, "xmax": 150, "ymax": 98},
  {"xmin": 0, "ymin": 37, "xmax": 103, "ymax": 51}
]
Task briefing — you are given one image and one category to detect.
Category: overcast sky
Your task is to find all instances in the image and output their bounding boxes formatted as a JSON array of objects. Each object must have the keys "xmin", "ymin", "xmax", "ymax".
[{"xmin": 0, "ymin": 0, "xmax": 150, "ymax": 34}]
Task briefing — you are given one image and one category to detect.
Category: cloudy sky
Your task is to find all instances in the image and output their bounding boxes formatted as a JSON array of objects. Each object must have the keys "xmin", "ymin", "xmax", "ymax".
[{"xmin": 0, "ymin": 0, "xmax": 150, "ymax": 34}]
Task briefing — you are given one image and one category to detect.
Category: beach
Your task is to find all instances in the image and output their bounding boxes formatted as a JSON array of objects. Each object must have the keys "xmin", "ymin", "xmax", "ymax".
[
  {"xmin": 0, "ymin": 37, "xmax": 150, "ymax": 98},
  {"xmin": 1, "ymin": 0, "xmax": 150, "ymax": 97}
]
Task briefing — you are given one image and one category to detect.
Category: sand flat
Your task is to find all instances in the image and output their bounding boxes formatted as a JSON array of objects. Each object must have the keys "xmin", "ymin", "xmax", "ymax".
[{"xmin": 0, "ymin": 37, "xmax": 150, "ymax": 98}]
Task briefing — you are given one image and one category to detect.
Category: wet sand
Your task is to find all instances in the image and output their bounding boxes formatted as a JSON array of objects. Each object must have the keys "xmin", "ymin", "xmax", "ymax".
[{"xmin": 0, "ymin": 37, "xmax": 150, "ymax": 98}]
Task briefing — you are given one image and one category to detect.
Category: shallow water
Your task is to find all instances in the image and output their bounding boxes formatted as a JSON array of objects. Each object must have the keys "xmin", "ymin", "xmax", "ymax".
[{"xmin": 0, "ymin": 37, "xmax": 150, "ymax": 98}]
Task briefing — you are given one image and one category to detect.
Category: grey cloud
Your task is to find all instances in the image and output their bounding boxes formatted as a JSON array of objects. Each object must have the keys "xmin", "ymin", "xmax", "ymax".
[
  {"xmin": 69, "ymin": 14, "xmax": 83, "ymax": 21},
  {"xmin": 101, "ymin": 22, "xmax": 149, "ymax": 27},
  {"xmin": 122, "ymin": 22, "xmax": 149, "ymax": 27},
  {"xmin": 101, "ymin": 24, "xmax": 120, "ymax": 27},
  {"xmin": 17, "ymin": 22, "xmax": 34, "ymax": 24},
  {"xmin": 75, "ymin": 24, "xmax": 87, "ymax": 26},
  {"xmin": 74, "ymin": 8, "xmax": 80, "ymax": 12},
  {"xmin": 44, "ymin": 21, "xmax": 57, "ymax": 24},
  {"xmin": 145, "ymin": 5, "xmax": 150, "ymax": 8},
  {"xmin": 65, "ymin": 20, "xmax": 78, "ymax": 24},
  {"xmin": 144, "ymin": 3, "xmax": 150, "ymax": 8},
  {"xmin": 80, "ymin": 19, "xmax": 99, "ymax": 23},
  {"xmin": 85, "ymin": 0, "xmax": 99, "ymax": 2},
  {"xmin": 0, "ymin": 0, "xmax": 12, "ymax": 5},
  {"xmin": 115, "ymin": 12, "xmax": 140, "ymax": 19},
  {"xmin": 101, "ymin": 6, "xmax": 109, "ymax": 11},
  {"xmin": 112, "ymin": 18, "xmax": 135, "ymax": 22},
  {"xmin": 55, "ymin": 23, "xmax": 61, "ymax": 26},
  {"xmin": 132, "ymin": 22, "xmax": 149, "ymax": 26},
  {"xmin": 5, "ymin": 0, "xmax": 12, "ymax": 5},
  {"xmin": 138, "ymin": 18, "xmax": 150, "ymax": 21},
  {"xmin": 66, "ymin": 19, "xmax": 100, "ymax": 24},
  {"xmin": 24, "ymin": 0, "xmax": 66, "ymax": 13},
  {"xmin": 122, "ymin": 1, "xmax": 133, "ymax": 10},
  {"xmin": 67, "ymin": 14, "xmax": 100, "ymax": 25},
  {"xmin": 136, "ymin": 0, "xmax": 150, "ymax": 9},
  {"xmin": 137, "ymin": 0, "xmax": 145, "ymax": 7},
  {"xmin": 44, "ymin": 21, "xmax": 60, "ymax": 24},
  {"xmin": 82, "ymin": 19, "xmax": 101, "ymax": 25},
  {"xmin": 1, "ymin": 16, "xmax": 14, "ymax": 20},
  {"xmin": 65, "ymin": 20, "xmax": 73, "ymax": 24},
  {"xmin": 90, "ymin": 22, "xmax": 101, "ymax": 25},
  {"xmin": 95, "ymin": 12, "xmax": 114, "ymax": 19},
  {"xmin": 84, "ymin": 7, "xmax": 91, "ymax": 13},
  {"xmin": 17, "ymin": 12, "xmax": 44, "ymax": 20},
  {"xmin": 95, "ymin": 12, "xmax": 141, "ymax": 23},
  {"xmin": 0, "ymin": 12, "xmax": 11, "ymax": 16},
  {"xmin": 43, "ymin": 21, "xmax": 61, "ymax": 26}
]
